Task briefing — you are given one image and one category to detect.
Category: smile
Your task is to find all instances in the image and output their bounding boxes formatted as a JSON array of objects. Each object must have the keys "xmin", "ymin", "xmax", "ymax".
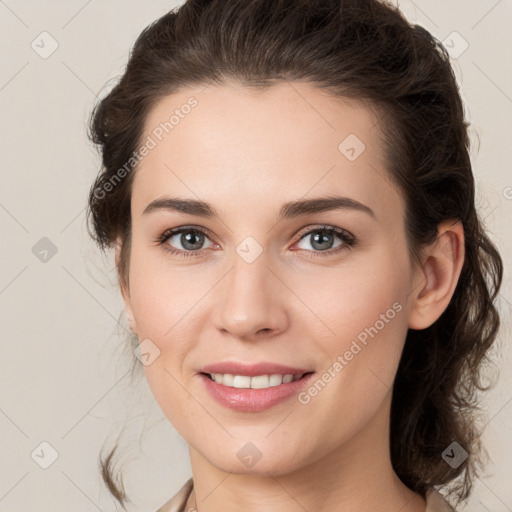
[
  {"xmin": 203, "ymin": 372, "xmax": 311, "ymax": 389},
  {"xmin": 199, "ymin": 371, "xmax": 316, "ymax": 412}
]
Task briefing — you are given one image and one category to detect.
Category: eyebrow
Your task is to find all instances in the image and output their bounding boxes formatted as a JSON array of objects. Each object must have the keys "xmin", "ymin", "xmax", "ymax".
[{"xmin": 142, "ymin": 195, "xmax": 376, "ymax": 220}]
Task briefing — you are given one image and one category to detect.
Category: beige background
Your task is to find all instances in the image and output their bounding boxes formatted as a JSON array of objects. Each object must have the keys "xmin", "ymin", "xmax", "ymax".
[{"xmin": 0, "ymin": 1, "xmax": 510, "ymax": 510}]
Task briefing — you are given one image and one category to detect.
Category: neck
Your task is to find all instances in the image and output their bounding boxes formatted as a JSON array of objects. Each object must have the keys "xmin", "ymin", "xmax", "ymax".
[{"xmin": 185, "ymin": 390, "xmax": 426, "ymax": 512}]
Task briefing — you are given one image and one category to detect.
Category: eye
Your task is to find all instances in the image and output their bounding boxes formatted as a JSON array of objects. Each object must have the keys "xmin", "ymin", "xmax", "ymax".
[
  {"xmin": 293, "ymin": 225, "xmax": 356, "ymax": 257},
  {"xmin": 156, "ymin": 224, "xmax": 356, "ymax": 259},
  {"xmin": 157, "ymin": 227, "xmax": 215, "ymax": 257}
]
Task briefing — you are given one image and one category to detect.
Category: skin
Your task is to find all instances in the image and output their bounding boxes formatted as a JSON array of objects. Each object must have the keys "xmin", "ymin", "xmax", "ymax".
[{"xmin": 117, "ymin": 81, "xmax": 465, "ymax": 512}]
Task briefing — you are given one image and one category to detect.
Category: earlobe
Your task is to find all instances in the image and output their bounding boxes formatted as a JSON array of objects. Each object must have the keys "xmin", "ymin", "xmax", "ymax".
[
  {"xmin": 408, "ymin": 219, "xmax": 465, "ymax": 330},
  {"xmin": 122, "ymin": 288, "xmax": 138, "ymax": 335},
  {"xmin": 115, "ymin": 236, "xmax": 138, "ymax": 335},
  {"xmin": 126, "ymin": 308, "xmax": 138, "ymax": 335},
  {"xmin": 115, "ymin": 236, "xmax": 122, "ymax": 269}
]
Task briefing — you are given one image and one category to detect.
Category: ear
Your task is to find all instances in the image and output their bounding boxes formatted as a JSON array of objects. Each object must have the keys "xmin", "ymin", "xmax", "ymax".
[
  {"xmin": 408, "ymin": 219, "xmax": 465, "ymax": 330},
  {"xmin": 115, "ymin": 236, "xmax": 138, "ymax": 335}
]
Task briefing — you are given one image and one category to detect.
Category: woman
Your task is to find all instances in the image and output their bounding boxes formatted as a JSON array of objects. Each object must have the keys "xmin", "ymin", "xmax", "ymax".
[{"xmin": 86, "ymin": 0, "xmax": 503, "ymax": 511}]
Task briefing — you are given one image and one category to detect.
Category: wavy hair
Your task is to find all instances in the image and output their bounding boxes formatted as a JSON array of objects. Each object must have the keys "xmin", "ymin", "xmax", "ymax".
[{"xmin": 85, "ymin": 0, "xmax": 503, "ymax": 508}]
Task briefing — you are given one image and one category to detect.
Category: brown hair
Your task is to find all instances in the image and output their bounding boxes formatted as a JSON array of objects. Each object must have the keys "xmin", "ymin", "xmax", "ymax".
[{"xmin": 86, "ymin": 0, "xmax": 503, "ymax": 508}]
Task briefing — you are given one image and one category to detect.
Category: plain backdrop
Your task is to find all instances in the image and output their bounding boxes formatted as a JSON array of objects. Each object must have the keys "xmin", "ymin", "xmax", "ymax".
[{"xmin": 0, "ymin": 1, "xmax": 511, "ymax": 511}]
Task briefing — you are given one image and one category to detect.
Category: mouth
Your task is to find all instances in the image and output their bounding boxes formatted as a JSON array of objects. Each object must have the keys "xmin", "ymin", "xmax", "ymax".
[
  {"xmin": 200, "ymin": 371, "xmax": 314, "ymax": 389},
  {"xmin": 199, "ymin": 370, "xmax": 316, "ymax": 412}
]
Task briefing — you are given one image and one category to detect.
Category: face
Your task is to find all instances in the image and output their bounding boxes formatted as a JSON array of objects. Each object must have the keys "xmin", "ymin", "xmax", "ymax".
[{"xmin": 120, "ymin": 81, "xmax": 418, "ymax": 476}]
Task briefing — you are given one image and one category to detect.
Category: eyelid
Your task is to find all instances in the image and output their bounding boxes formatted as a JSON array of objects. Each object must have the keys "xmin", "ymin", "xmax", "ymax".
[{"xmin": 294, "ymin": 224, "xmax": 355, "ymax": 242}]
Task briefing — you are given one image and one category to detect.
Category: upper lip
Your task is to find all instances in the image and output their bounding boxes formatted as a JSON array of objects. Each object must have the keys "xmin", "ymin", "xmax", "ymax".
[{"xmin": 199, "ymin": 361, "xmax": 313, "ymax": 377}]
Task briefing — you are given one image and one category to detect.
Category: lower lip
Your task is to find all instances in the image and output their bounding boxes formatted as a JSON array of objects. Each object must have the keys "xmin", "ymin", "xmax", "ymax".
[{"xmin": 199, "ymin": 372, "xmax": 315, "ymax": 412}]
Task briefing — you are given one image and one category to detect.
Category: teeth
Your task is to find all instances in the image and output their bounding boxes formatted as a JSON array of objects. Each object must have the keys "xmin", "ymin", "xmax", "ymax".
[{"xmin": 209, "ymin": 373, "xmax": 304, "ymax": 389}]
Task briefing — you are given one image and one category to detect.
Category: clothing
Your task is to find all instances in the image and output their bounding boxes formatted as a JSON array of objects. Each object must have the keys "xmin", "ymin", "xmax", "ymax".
[{"xmin": 155, "ymin": 477, "xmax": 456, "ymax": 512}]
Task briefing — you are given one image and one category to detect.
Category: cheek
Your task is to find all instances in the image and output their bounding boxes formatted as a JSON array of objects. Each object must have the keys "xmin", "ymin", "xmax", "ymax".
[
  {"xmin": 293, "ymin": 265, "xmax": 409, "ymax": 446},
  {"xmin": 143, "ymin": 362, "xmax": 203, "ymax": 444},
  {"xmin": 126, "ymin": 244, "xmax": 209, "ymax": 415},
  {"xmin": 303, "ymin": 247, "xmax": 408, "ymax": 344},
  {"xmin": 301, "ymin": 247, "xmax": 410, "ymax": 397},
  {"xmin": 127, "ymin": 243, "xmax": 206, "ymax": 340}
]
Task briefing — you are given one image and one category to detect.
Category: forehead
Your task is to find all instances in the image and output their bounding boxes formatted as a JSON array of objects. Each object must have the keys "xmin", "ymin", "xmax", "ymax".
[{"xmin": 131, "ymin": 80, "xmax": 402, "ymax": 225}]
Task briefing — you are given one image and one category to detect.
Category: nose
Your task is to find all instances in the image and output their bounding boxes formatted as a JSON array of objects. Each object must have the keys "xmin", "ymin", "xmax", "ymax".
[{"xmin": 212, "ymin": 248, "xmax": 289, "ymax": 341}]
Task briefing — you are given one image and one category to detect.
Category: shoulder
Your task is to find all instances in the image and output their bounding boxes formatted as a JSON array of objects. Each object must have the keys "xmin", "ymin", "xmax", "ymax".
[
  {"xmin": 155, "ymin": 478, "xmax": 194, "ymax": 512},
  {"xmin": 425, "ymin": 487, "xmax": 457, "ymax": 512}
]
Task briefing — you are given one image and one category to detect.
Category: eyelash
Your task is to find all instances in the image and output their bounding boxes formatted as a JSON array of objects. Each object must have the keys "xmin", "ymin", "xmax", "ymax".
[{"xmin": 155, "ymin": 225, "xmax": 357, "ymax": 259}]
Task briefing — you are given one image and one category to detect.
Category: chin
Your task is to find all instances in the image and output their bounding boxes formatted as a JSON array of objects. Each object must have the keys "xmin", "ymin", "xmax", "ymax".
[{"xmin": 203, "ymin": 445, "xmax": 303, "ymax": 477}]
